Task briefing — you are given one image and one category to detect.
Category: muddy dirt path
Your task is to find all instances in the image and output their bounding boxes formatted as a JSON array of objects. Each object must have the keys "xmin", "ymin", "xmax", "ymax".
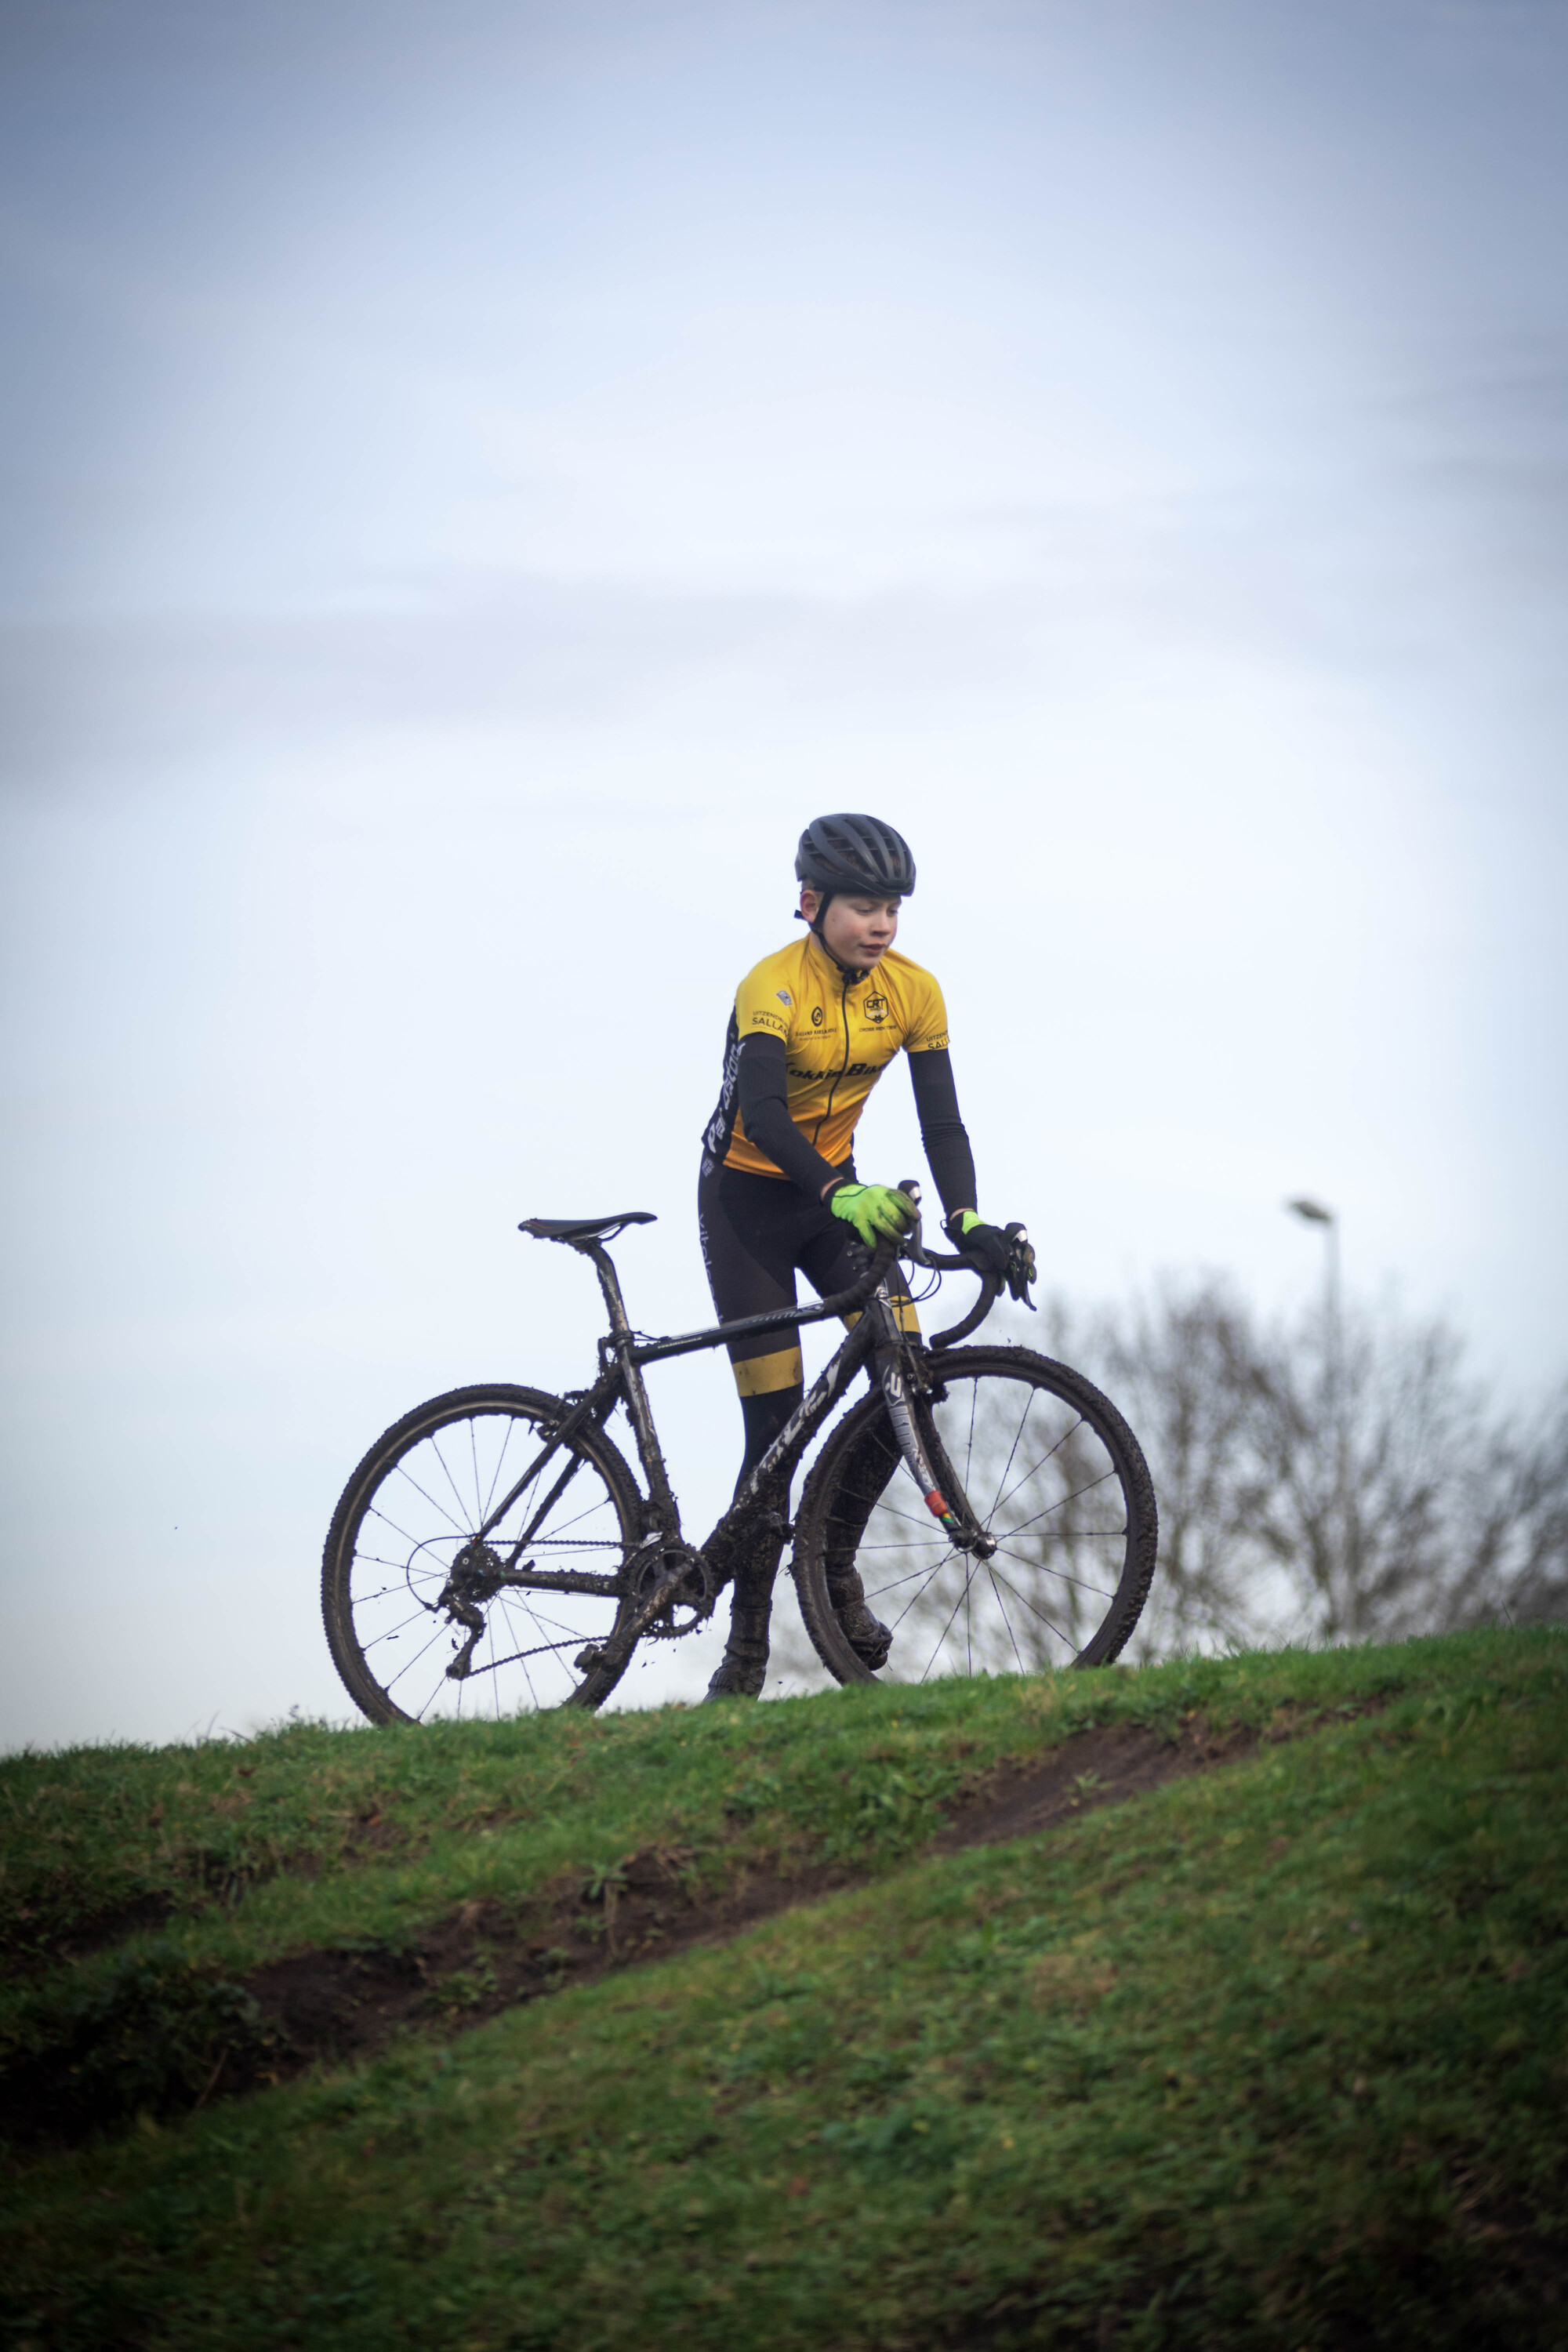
[
  {"xmin": 8, "ymin": 1706, "xmax": 1363, "ymax": 2149},
  {"xmin": 247, "ymin": 1711, "xmax": 1275, "ymax": 2078}
]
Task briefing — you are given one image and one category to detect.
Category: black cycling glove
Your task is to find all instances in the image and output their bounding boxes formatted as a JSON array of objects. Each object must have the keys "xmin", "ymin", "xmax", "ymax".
[{"xmin": 946, "ymin": 1210, "xmax": 1037, "ymax": 1305}]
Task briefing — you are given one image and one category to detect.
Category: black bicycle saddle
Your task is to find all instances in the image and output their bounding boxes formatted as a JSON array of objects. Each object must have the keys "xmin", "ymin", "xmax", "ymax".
[{"xmin": 518, "ymin": 1211, "xmax": 658, "ymax": 1242}]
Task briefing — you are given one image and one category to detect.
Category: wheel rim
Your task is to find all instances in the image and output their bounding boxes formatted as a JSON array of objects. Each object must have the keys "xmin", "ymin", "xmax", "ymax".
[
  {"xmin": 844, "ymin": 1363, "xmax": 1142, "ymax": 1679},
  {"xmin": 338, "ymin": 1405, "xmax": 632, "ymax": 1721}
]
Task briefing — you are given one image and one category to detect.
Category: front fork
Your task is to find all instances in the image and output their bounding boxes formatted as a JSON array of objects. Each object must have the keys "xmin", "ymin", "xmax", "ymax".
[{"xmin": 871, "ymin": 1303, "xmax": 996, "ymax": 1558}]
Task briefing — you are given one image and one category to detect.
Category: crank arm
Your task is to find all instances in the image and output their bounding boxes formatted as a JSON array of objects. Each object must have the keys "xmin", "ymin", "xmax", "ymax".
[{"xmin": 573, "ymin": 1555, "xmax": 690, "ymax": 1684}]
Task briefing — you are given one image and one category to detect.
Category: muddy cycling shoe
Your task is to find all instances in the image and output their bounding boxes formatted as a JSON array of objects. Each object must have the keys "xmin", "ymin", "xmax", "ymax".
[
  {"xmin": 836, "ymin": 1602, "xmax": 893, "ymax": 1671},
  {"xmin": 703, "ymin": 1653, "xmax": 768, "ymax": 1701},
  {"xmin": 703, "ymin": 1569, "xmax": 773, "ymax": 1701}
]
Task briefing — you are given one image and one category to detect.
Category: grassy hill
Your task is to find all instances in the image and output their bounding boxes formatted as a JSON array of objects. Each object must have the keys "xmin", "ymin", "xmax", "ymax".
[{"xmin": 2, "ymin": 1630, "xmax": 1564, "ymax": 2349}]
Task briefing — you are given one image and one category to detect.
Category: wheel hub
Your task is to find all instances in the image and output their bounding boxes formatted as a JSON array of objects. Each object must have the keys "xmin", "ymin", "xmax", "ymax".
[{"xmin": 943, "ymin": 1522, "xmax": 999, "ymax": 1560}]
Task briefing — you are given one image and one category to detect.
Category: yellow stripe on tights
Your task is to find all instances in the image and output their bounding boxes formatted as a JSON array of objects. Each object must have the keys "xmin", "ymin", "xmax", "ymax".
[
  {"xmin": 842, "ymin": 1295, "xmax": 922, "ymax": 1335},
  {"xmin": 731, "ymin": 1345, "xmax": 804, "ymax": 1397}
]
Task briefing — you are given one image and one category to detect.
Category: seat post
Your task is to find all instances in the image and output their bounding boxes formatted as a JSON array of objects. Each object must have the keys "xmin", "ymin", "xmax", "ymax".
[{"xmin": 577, "ymin": 1236, "xmax": 633, "ymax": 1345}]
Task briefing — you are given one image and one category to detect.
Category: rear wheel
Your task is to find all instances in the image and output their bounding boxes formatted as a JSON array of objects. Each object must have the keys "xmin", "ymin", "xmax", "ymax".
[
  {"xmin": 322, "ymin": 1385, "xmax": 644, "ymax": 1724},
  {"xmin": 793, "ymin": 1345, "xmax": 1157, "ymax": 1685}
]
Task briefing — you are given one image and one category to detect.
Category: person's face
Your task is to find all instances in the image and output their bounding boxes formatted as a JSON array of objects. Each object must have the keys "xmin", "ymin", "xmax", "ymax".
[{"xmin": 800, "ymin": 887, "xmax": 901, "ymax": 970}]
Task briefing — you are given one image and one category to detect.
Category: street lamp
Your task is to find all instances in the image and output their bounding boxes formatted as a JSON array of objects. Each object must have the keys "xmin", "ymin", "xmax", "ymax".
[
  {"xmin": 1285, "ymin": 1196, "xmax": 1347, "ymax": 1629},
  {"xmin": 1286, "ymin": 1196, "xmax": 1340, "ymax": 1341}
]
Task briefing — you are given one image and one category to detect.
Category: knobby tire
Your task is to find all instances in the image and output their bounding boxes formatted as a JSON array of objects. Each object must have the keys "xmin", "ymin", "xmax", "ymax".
[
  {"xmin": 321, "ymin": 1383, "xmax": 644, "ymax": 1725},
  {"xmin": 793, "ymin": 1344, "xmax": 1157, "ymax": 1686}
]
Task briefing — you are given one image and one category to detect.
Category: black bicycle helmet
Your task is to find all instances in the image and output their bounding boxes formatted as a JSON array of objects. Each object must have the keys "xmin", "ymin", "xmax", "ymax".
[{"xmin": 795, "ymin": 812, "xmax": 916, "ymax": 899}]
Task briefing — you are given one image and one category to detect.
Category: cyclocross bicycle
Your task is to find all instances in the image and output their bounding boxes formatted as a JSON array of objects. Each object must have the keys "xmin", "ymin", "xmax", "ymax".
[{"xmin": 321, "ymin": 1189, "xmax": 1159, "ymax": 1724}]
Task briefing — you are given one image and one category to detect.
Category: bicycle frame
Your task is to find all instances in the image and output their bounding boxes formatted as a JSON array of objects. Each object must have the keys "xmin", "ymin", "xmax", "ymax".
[
  {"xmin": 451, "ymin": 1207, "xmax": 1004, "ymax": 1690},
  {"xmin": 321, "ymin": 1191, "xmax": 1153, "ymax": 1725}
]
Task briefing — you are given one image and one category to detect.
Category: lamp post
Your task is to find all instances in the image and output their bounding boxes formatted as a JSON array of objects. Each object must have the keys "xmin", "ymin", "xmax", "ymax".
[
  {"xmin": 1286, "ymin": 1197, "xmax": 1347, "ymax": 1630},
  {"xmin": 1286, "ymin": 1196, "xmax": 1339, "ymax": 1348}
]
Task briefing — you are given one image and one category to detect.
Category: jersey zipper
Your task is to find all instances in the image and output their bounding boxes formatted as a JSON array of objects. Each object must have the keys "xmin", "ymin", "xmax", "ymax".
[{"xmin": 810, "ymin": 964, "xmax": 855, "ymax": 1156}]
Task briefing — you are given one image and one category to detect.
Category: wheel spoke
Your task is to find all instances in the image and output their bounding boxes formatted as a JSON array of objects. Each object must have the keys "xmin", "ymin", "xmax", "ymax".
[
  {"xmin": 985, "ymin": 1559, "xmax": 1080, "ymax": 1649},
  {"xmin": 366, "ymin": 1501, "xmax": 459, "ymax": 1555},
  {"xmin": 469, "ymin": 1419, "xmax": 486, "ymax": 1530},
  {"xmin": 860, "ymin": 1555, "xmax": 955, "ymax": 1599},
  {"xmin": 481, "ymin": 1420, "xmax": 524, "ymax": 1528},
  {"xmin": 884, "ymin": 1545, "xmax": 964, "ymax": 1632},
  {"xmin": 383, "ymin": 1619, "xmax": 454, "ymax": 1695},
  {"xmin": 354, "ymin": 1544, "xmax": 450, "ymax": 1577},
  {"xmin": 352, "ymin": 1566, "xmax": 447, "ymax": 1602},
  {"xmin": 976, "ymin": 1386, "xmax": 1036, "ymax": 1527},
  {"xmin": 989, "ymin": 1541, "xmax": 1119, "ymax": 1605},
  {"xmin": 987, "ymin": 1571, "xmax": 1086, "ymax": 1646},
  {"xmin": 985, "ymin": 1563, "xmax": 1028, "ymax": 1674},
  {"xmin": 429, "ymin": 1432, "xmax": 481, "ymax": 1528},
  {"xmin": 361, "ymin": 1600, "xmax": 445, "ymax": 1650},
  {"xmin": 991, "ymin": 1414, "xmax": 1085, "ymax": 1521},
  {"xmin": 386, "ymin": 1463, "xmax": 474, "ymax": 1541},
  {"xmin": 918, "ymin": 1563, "xmax": 979, "ymax": 1683},
  {"xmin": 854, "ymin": 1498, "xmax": 941, "ymax": 1535},
  {"xmin": 1003, "ymin": 1466, "xmax": 1122, "ymax": 1535}
]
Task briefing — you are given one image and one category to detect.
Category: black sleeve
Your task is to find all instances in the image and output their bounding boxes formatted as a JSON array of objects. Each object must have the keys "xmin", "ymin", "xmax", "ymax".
[
  {"xmin": 735, "ymin": 1035, "xmax": 841, "ymax": 1196},
  {"xmin": 908, "ymin": 1047, "xmax": 978, "ymax": 1220}
]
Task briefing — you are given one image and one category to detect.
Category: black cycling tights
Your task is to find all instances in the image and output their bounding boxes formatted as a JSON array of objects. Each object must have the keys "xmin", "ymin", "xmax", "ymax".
[{"xmin": 697, "ymin": 1160, "xmax": 915, "ymax": 1496}]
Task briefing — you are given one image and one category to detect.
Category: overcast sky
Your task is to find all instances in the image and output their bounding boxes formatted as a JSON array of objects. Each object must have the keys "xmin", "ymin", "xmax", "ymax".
[{"xmin": 3, "ymin": 0, "xmax": 1565, "ymax": 1749}]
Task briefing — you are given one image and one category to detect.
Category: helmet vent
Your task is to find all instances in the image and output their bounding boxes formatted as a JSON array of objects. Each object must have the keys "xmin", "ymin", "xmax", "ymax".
[{"xmin": 795, "ymin": 813, "xmax": 916, "ymax": 898}]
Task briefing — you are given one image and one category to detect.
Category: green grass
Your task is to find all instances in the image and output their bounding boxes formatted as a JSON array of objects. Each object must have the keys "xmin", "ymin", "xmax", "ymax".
[
  {"xmin": 3, "ymin": 1629, "xmax": 1566, "ymax": 2348},
  {"xmin": 0, "ymin": 1639, "xmax": 1410, "ymax": 1998}
]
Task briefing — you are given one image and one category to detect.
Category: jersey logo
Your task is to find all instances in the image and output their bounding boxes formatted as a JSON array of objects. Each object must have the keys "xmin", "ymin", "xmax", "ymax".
[
  {"xmin": 811, "ymin": 1005, "xmax": 824, "ymax": 1027},
  {"xmin": 776, "ymin": 989, "xmax": 792, "ymax": 1007},
  {"xmin": 862, "ymin": 993, "xmax": 889, "ymax": 1025}
]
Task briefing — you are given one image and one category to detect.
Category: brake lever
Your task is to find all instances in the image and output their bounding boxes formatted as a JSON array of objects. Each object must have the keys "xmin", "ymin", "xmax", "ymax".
[
  {"xmin": 1002, "ymin": 1218, "xmax": 1036, "ymax": 1312},
  {"xmin": 895, "ymin": 1178, "xmax": 993, "ymax": 1274},
  {"xmin": 896, "ymin": 1176, "xmax": 930, "ymax": 1265},
  {"xmin": 896, "ymin": 1180, "xmax": 1036, "ymax": 1338}
]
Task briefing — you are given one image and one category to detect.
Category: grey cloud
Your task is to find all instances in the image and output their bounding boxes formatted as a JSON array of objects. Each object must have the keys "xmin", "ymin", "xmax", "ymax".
[{"xmin": 0, "ymin": 577, "xmax": 1048, "ymax": 788}]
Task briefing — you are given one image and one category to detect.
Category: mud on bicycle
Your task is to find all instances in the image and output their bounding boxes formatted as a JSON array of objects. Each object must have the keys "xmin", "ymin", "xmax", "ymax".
[{"xmin": 321, "ymin": 1189, "xmax": 1159, "ymax": 1725}]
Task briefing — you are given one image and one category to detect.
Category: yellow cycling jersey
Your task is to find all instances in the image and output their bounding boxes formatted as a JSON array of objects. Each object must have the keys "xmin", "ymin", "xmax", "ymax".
[{"xmin": 702, "ymin": 931, "xmax": 949, "ymax": 1178}]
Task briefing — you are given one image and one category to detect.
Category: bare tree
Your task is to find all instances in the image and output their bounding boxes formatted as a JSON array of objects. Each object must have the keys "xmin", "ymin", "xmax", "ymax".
[
  {"xmin": 1058, "ymin": 1281, "xmax": 1292, "ymax": 1656},
  {"xmin": 1060, "ymin": 1281, "xmax": 1568, "ymax": 1652},
  {"xmin": 1443, "ymin": 1387, "xmax": 1568, "ymax": 1632}
]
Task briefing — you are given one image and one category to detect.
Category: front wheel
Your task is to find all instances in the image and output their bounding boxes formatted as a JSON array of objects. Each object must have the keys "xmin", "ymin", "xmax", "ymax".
[
  {"xmin": 321, "ymin": 1385, "xmax": 644, "ymax": 1724},
  {"xmin": 793, "ymin": 1345, "xmax": 1157, "ymax": 1685}
]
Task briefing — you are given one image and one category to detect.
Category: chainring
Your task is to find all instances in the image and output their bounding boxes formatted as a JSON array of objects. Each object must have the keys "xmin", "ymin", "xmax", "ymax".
[{"xmin": 633, "ymin": 1542, "xmax": 717, "ymax": 1639}]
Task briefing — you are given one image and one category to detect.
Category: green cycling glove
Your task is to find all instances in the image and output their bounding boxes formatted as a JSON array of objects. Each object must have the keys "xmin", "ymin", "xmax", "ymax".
[{"xmin": 827, "ymin": 1181, "xmax": 916, "ymax": 1248}]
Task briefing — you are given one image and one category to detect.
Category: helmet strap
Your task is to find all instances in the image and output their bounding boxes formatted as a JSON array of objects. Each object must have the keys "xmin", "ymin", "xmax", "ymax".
[
  {"xmin": 794, "ymin": 887, "xmax": 836, "ymax": 939},
  {"xmin": 798, "ymin": 894, "xmax": 871, "ymax": 983}
]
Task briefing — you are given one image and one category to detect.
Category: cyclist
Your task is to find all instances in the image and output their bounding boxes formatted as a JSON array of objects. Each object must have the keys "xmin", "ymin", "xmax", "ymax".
[{"xmin": 699, "ymin": 811, "xmax": 1034, "ymax": 1699}]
